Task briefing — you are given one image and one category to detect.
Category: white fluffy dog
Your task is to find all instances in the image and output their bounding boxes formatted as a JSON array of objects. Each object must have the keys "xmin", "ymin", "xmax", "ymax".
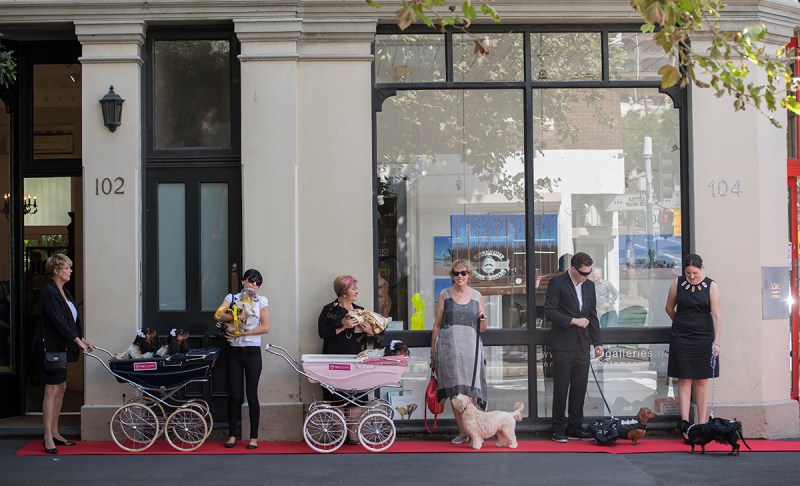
[{"xmin": 451, "ymin": 394, "xmax": 524, "ymax": 450}]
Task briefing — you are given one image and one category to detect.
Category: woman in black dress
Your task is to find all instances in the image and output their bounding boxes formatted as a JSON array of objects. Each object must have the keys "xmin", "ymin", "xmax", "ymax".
[
  {"xmin": 34, "ymin": 254, "xmax": 94, "ymax": 454},
  {"xmin": 665, "ymin": 254, "xmax": 722, "ymax": 428}
]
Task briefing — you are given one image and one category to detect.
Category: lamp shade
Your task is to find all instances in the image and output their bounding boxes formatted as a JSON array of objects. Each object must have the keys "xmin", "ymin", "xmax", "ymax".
[{"xmin": 99, "ymin": 86, "xmax": 125, "ymax": 132}]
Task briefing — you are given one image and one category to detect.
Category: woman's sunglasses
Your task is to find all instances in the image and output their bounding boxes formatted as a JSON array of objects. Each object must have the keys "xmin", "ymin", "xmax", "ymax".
[
  {"xmin": 451, "ymin": 270, "xmax": 470, "ymax": 277},
  {"xmin": 574, "ymin": 267, "xmax": 592, "ymax": 277},
  {"xmin": 246, "ymin": 277, "xmax": 262, "ymax": 286}
]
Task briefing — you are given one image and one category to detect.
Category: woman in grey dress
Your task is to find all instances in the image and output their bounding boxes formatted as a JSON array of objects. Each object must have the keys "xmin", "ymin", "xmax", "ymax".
[{"xmin": 430, "ymin": 259, "xmax": 488, "ymax": 444}]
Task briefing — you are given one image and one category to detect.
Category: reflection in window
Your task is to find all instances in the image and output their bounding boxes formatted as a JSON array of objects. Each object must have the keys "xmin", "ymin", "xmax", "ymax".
[
  {"xmin": 154, "ymin": 40, "xmax": 232, "ymax": 149},
  {"xmin": 608, "ymin": 32, "xmax": 671, "ymax": 81},
  {"xmin": 383, "ymin": 346, "xmax": 528, "ymax": 419},
  {"xmin": 531, "ymin": 33, "xmax": 601, "ymax": 81},
  {"xmin": 453, "ymin": 33, "xmax": 523, "ymax": 82},
  {"xmin": 377, "ymin": 89, "xmax": 524, "ymax": 328},
  {"xmin": 375, "ymin": 35, "xmax": 445, "ymax": 83},
  {"xmin": 536, "ymin": 344, "xmax": 673, "ymax": 417},
  {"xmin": 533, "ymin": 88, "xmax": 680, "ymax": 329}
]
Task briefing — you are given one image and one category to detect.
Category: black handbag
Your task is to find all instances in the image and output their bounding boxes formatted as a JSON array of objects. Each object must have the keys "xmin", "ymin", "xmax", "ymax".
[
  {"xmin": 43, "ymin": 350, "xmax": 68, "ymax": 372},
  {"xmin": 41, "ymin": 322, "xmax": 68, "ymax": 372}
]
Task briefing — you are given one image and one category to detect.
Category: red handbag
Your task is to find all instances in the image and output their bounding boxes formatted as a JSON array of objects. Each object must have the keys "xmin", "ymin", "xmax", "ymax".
[{"xmin": 424, "ymin": 375, "xmax": 444, "ymax": 433}]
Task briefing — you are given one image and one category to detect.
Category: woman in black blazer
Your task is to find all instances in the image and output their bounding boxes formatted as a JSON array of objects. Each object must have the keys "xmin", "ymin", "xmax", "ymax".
[{"xmin": 34, "ymin": 254, "xmax": 93, "ymax": 454}]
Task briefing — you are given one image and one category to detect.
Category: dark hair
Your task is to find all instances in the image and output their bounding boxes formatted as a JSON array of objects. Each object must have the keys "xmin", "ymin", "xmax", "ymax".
[
  {"xmin": 683, "ymin": 254, "xmax": 703, "ymax": 271},
  {"xmin": 241, "ymin": 268, "xmax": 263, "ymax": 286},
  {"xmin": 571, "ymin": 252, "xmax": 593, "ymax": 269}
]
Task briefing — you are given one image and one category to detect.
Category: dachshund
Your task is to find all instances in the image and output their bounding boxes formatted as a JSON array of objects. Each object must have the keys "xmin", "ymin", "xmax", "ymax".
[
  {"xmin": 681, "ymin": 417, "xmax": 751, "ymax": 455},
  {"xmin": 618, "ymin": 407, "xmax": 658, "ymax": 445},
  {"xmin": 689, "ymin": 417, "xmax": 752, "ymax": 456}
]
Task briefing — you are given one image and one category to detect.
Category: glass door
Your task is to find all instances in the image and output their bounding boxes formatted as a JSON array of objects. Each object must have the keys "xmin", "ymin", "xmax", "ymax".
[{"xmin": 144, "ymin": 165, "xmax": 241, "ymax": 419}]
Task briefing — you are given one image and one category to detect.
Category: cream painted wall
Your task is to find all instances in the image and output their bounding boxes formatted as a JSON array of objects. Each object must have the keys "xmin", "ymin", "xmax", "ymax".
[
  {"xmin": 236, "ymin": 18, "xmax": 303, "ymax": 411},
  {"xmin": 690, "ymin": 36, "xmax": 793, "ymax": 416},
  {"xmin": 296, "ymin": 20, "xmax": 377, "ymax": 403},
  {"xmin": 77, "ymin": 21, "xmax": 145, "ymax": 423}
]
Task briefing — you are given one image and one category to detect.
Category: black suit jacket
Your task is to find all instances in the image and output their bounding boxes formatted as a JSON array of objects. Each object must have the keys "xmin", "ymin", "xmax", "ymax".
[
  {"xmin": 34, "ymin": 280, "xmax": 82, "ymax": 361},
  {"xmin": 544, "ymin": 271, "xmax": 602, "ymax": 353}
]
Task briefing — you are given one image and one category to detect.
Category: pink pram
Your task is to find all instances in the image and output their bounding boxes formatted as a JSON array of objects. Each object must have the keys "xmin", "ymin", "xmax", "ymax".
[{"xmin": 265, "ymin": 344, "xmax": 408, "ymax": 453}]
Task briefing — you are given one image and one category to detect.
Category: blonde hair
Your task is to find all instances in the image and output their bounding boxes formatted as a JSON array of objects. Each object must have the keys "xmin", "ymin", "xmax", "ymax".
[
  {"xmin": 45, "ymin": 254, "xmax": 72, "ymax": 277},
  {"xmin": 450, "ymin": 259, "xmax": 474, "ymax": 282}
]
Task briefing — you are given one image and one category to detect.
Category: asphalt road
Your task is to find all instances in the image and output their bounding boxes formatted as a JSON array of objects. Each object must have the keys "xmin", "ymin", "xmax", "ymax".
[{"xmin": 2, "ymin": 439, "xmax": 799, "ymax": 485}]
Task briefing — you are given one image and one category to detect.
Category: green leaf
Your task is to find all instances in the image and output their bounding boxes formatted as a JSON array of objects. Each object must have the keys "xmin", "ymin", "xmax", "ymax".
[{"xmin": 658, "ymin": 65, "xmax": 682, "ymax": 89}]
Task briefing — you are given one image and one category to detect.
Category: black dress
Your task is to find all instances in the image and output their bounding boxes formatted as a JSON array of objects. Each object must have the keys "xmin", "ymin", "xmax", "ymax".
[{"xmin": 668, "ymin": 276, "xmax": 719, "ymax": 379}]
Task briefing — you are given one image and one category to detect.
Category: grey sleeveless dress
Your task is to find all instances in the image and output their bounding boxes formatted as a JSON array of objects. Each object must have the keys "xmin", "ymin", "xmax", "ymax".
[{"xmin": 434, "ymin": 287, "xmax": 488, "ymax": 410}]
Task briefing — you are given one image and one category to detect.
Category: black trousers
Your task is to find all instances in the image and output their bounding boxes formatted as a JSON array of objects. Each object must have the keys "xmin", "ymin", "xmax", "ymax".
[
  {"xmin": 227, "ymin": 345, "xmax": 262, "ymax": 438},
  {"xmin": 551, "ymin": 348, "xmax": 590, "ymax": 431}
]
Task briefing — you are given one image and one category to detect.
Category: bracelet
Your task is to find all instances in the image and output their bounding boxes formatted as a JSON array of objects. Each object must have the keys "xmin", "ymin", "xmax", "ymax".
[{"xmin": 712, "ymin": 342, "xmax": 720, "ymax": 346}]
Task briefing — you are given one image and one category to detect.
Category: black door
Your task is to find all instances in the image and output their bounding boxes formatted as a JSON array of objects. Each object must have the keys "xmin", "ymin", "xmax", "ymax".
[{"xmin": 144, "ymin": 165, "xmax": 242, "ymax": 421}]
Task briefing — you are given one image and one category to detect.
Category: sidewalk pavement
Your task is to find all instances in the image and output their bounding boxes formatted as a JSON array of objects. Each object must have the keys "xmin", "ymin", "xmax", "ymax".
[{"xmin": 1, "ymin": 438, "xmax": 799, "ymax": 485}]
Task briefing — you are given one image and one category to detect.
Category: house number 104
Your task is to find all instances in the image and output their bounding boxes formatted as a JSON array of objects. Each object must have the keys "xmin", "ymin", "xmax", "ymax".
[
  {"xmin": 95, "ymin": 177, "xmax": 125, "ymax": 195},
  {"xmin": 708, "ymin": 179, "xmax": 742, "ymax": 197}
]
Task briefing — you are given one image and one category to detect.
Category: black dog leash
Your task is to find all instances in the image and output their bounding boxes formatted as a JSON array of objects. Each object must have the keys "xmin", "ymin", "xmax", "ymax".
[
  {"xmin": 709, "ymin": 352, "xmax": 718, "ymax": 419},
  {"xmin": 589, "ymin": 360, "xmax": 615, "ymax": 420}
]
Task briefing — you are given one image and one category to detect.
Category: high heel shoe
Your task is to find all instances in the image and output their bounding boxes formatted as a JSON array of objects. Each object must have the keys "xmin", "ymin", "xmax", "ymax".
[
  {"xmin": 42, "ymin": 441, "xmax": 58, "ymax": 455},
  {"xmin": 53, "ymin": 438, "xmax": 76, "ymax": 446}
]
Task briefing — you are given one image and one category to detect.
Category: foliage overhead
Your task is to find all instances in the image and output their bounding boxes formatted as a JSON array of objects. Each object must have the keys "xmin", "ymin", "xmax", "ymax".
[
  {"xmin": 384, "ymin": 0, "xmax": 799, "ymax": 127},
  {"xmin": 0, "ymin": 40, "xmax": 16, "ymax": 89}
]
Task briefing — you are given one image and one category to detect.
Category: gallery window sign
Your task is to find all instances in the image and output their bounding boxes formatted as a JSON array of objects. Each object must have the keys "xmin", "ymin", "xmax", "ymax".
[{"xmin": 448, "ymin": 214, "xmax": 557, "ymax": 294}]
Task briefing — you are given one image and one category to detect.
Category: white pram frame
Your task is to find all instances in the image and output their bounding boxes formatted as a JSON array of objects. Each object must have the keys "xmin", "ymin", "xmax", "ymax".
[{"xmin": 265, "ymin": 344, "xmax": 408, "ymax": 453}]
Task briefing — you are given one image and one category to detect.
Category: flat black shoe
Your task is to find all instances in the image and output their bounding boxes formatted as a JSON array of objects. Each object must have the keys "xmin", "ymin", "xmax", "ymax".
[
  {"xmin": 246, "ymin": 443, "xmax": 258, "ymax": 449},
  {"xmin": 53, "ymin": 438, "xmax": 76, "ymax": 446},
  {"xmin": 42, "ymin": 441, "xmax": 58, "ymax": 455},
  {"xmin": 224, "ymin": 441, "xmax": 236, "ymax": 448}
]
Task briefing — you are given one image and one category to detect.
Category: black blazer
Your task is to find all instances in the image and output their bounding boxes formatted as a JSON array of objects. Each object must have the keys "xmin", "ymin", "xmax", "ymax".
[
  {"xmin": 34, "ymin": 280, "xmax": 82, "ymax": 362},
  {"xmin": 544, "ymin": 271, "xmax": 602, "ymax": 353}
]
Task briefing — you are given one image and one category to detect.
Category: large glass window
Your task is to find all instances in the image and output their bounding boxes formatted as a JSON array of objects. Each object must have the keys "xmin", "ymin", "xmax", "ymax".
[
  {"xmin": 533, "ymin": 87, "xmax": 680, "ymax": 329},
  {"xmin": 375, "ymin": 27, "xmax": 681, "ymax": 420},
  {"xmin": 153, "ymin": 40, "xmax": 232, "ymax": 149}
]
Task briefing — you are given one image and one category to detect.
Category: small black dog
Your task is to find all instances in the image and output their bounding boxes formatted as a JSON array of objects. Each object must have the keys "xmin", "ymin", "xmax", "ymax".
[
  {"xmin": 680, "ymin": 418, "xmax": 752, "ymax": 456},
  {"xmin": 156, "ymin": 328, "xmax": 190, "ymax": 357}
]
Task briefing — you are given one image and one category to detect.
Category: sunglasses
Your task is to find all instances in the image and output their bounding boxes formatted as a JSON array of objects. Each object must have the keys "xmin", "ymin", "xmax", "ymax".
[
  {"xmin": 452, "ymin": 270, "xmax": 470, "ymax": 277},
  {"xmin": 246, "ymin": 278, "xmax": 262, "ymax": 286},
  {"xmin": 574, "ymin": 267, "xmax": 592, "ymax": 277}
]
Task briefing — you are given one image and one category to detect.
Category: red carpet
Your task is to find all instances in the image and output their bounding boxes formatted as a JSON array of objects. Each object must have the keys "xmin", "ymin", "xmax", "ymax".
[{"xmin": 17, "ymin": 438, "xmax": 800, "ymax": 456}]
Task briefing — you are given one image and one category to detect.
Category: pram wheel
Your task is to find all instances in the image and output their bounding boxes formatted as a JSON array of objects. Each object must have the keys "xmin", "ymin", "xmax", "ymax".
[
  {"xmin": 184, "ymin": 400, "xmax": 214, "ymax": 439},
  {"xmin": 357, "ymin": 412, "xmax": 395, "ymax": 452},
  {"xmin": 303, "ymin": 408, "xmax": 347, "ymax": 453},
  {"xmin": 125, "ymin": 396, "xmax": 167, "ymax": 425},
  {"xmin": 110, "ymin": 403, "xmax": 160, "ymax": 452},
  {"xmin": 165, "ymin": 408, "xmax": 208, "ymax": 451}
]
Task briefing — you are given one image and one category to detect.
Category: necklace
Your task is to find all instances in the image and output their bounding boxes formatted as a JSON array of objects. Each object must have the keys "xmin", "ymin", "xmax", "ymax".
[
  {"xmin": 681, "ymin": 278, "xmax": 707, "ymax": 293},
  {"xmin": 344, "ymin": 330, "xmax": 354, "ymax": 340}
]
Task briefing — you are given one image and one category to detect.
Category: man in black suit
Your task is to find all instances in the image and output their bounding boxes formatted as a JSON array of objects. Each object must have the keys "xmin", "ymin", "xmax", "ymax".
[{"xmin": 545, "ymin": 252, "xmax": 604, "ymax": 442}]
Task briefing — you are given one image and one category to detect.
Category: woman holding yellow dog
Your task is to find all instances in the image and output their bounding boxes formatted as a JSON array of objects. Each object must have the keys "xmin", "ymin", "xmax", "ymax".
[{"xmin": 215, "ymin": 268, "xmax": 270, "ymax": 449}]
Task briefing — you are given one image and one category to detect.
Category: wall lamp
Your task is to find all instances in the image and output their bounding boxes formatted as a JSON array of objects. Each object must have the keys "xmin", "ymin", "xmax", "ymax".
[{"xmin": 99, "ymin": 85, "xmax": 125, "ymax": 132}]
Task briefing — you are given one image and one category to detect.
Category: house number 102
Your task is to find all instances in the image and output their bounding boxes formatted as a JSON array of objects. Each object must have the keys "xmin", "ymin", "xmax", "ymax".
[
  {"xmin": 708, "ymin": 179, "xmax": 742, "ymax": 197},
  {"xmin": 95, "ymin": 177, "xmax": 125, "ymax": 195}
]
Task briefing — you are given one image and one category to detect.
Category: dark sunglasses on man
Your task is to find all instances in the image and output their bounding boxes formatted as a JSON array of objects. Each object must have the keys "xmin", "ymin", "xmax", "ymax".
[{"xmin": 574, "ymin": 267, "xmax": 592, "ymax": 277}]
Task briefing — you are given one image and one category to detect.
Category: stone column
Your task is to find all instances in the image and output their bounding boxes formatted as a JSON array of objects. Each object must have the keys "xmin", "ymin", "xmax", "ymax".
[
  {"xmin": 75, "ymin": 20, "xmax": 145, "ymax": 440},
  {"xmin": 689, "ymin": 24, "xmax": 799, "ymax": 437},
  {"xmin": 234, "ymin": 17, "xmax": 305, "ymax": 441}
]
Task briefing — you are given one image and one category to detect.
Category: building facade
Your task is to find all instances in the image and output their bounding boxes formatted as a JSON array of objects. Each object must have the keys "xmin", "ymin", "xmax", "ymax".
[{"xmin": 0, "ymin": 1, "xmax": 798, "ymax": 441}]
